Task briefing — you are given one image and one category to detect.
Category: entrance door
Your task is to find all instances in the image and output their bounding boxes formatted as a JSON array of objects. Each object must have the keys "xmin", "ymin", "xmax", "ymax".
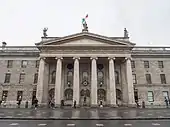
[{"xmin": 80, "ymin": 89, "xmax": 90, "ymax": 106}]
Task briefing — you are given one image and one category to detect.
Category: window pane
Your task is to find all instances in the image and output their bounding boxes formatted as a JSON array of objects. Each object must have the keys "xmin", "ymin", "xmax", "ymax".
[
  {"xmin": 7, "ymin": 60, "xmax": 13, "ymax": 68},
  {"xmin": 21, "ymin": 60, "xmax": 27, "ymax": 68}
]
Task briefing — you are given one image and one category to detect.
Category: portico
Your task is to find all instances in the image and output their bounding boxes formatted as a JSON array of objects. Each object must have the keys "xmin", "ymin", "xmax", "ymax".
[{"xmin": 35, "ymin": 31, "xmax": 136, "ymax": 107}]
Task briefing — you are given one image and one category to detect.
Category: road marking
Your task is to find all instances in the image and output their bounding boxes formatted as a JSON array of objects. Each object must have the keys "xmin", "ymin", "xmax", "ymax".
[
  {"xmin": 9, "ymin": 123, "xmax": 19, "ymax": 126},
  {"xmin": 67, "ymin": 123, "xmax": 75, "ymax": 126},
  {"xmin": 152, "ymin": 123, "xmax": 160, "ymax": 126},
  {"xmin": 38, "ymin": 123, "xmax": 47, "ymax": 126},
  {"xmin": 148, "ymin": 114, "xmax": 152, "ymax": 115},
  {"xmin": 96, "ymin": 123, "xmax": 104, "ymax": 126},
  {"xmin": 124, "ymin": 124, "xmax": 132, "ymax": 126}
]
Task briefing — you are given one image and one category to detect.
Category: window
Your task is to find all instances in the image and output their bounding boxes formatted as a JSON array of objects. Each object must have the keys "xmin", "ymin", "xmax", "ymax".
[
  {"xmin": 160, "ymin": 74, "xmax": 166, "ymax": 84},
  {"xmin": 34, "ymin": 73, "xmax": 38, "ymax": 83},
  {"xmin": 158, "ymin": 61, "xmax": 164, "ymax": 68},
  {"xmin": 115, "ymin": 71, "xmax": 119, "ymax": 84},
  {"xmin": 51, "ymin": 71, "xmax": 56, "ymax": 84},
  {"xmin": 7, "ymin": 60, "xmax": 13, "ymax": 68},
  {"xmin": 148, "ymin": 91, "xmax": 154, "ymax": 102},
  {"xmin": 19, "ymin": 73, "xmax": 25, "ymax": 83},
  {"xmin": 131, "ymin": 61, "xmax": 135, "ymax": 68},
  {"xmin": 21, "ymin": 60, "xmax": 28, "ymax": 68},
  {"xmin": 35, "ymin": 60, "xmax": 39, "ymax": 68},
  {"xmin": 98, "ymin": 71, "xmax": 104, "ymax": 86},
  {"xmin": 4, "ymin": 73, "xmax": 11, "ymax": 83},
  {"xmin": 163, "ymin": 91, "xmax": 169, "ymax": 100},
  {"xmin": 1, "ymin": 91, "xmax": 8, "ymax": 101},
  {"xmin": 132, "ymin": 74, "xmax": 137, "ymax": 84},
  {"xmin": 144, "ymin": 61, "xmax": 149, "ymax": 68},
  {"xmin": 17, "ymin": 91, "xmax": 23, "ymax": 101},
  {"xmin": 146, "ymin": 74, "xmax": 152, "ymax": 84}
]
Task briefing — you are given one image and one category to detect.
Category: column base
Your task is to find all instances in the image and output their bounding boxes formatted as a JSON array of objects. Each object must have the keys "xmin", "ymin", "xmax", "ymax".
[
  {"xmin": 38, "ymin": 103, "xmax": 48, "ymax": 108},
  {"xmin": 91, "ymin": 104, "xmax": 98, "ymax": 108},
  {"xmin": 110, "ymin": 104, "xmax": 118, "ymax": 108},
  {"xmin": 128, "ymin": 103, "xmax": 137, "ymax": 108}
]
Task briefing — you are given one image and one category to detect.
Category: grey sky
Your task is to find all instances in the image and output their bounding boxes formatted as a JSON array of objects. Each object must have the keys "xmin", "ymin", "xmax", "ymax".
[{"xmin": 0, "ymin": 0, "xmax": 170, "ymax": 46}]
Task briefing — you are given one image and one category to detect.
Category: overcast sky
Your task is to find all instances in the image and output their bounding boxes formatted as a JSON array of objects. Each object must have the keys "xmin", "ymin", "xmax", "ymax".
[{"xmin": 0, "ymin": 0, "xmax": 170, "ymax": 46}]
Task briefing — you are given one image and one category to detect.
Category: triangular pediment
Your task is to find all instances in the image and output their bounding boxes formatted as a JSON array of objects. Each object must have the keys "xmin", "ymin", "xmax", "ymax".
[{"xmin": 36, "ymin": 32, "xmax": 135, "ymax": 46}]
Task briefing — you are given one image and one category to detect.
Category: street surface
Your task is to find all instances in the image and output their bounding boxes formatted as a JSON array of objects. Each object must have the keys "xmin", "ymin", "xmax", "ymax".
[
  {"xmin": 0, "ymin": 108, "xmax": 170, "ymax": 119},
  {"xmin": 0, "ymin": 120, "xmax": 170, "ymax": 127}
]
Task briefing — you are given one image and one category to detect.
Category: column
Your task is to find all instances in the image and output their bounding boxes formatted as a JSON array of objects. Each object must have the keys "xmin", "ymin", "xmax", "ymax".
[
  {"xmin": 73, "ymin": 57, "xmax": 80, "ymax": 105},
  {"xmin": 126, "ymin": 57, "xmax": 135, "ymax": 106},
  {"xmin": 54, "ymin": 57, "xmax": 63, "ymax": 106},
  {"xmin": 36, "ymin": 57, "xmax": 48, "ymax": 105},
  {"xmin": 90, "ymin": 57, "xmax": 98, "ymax": 106},
  {"xmin": 108, "ymin": 57, "xmax": 117, "ymax": 107}
]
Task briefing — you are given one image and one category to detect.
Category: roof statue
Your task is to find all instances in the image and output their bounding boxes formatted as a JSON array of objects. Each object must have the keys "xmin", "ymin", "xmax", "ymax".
[
  {"xmin": 43, "ymin": 27, "xmax": 48, "ymax": 37},
  {"xmin": 124, "ymin": 28, "xmax": 129, "ymax": 38},
  {"xmin": 82, "ymin": 14, "xmax": 88, "ymax": 32}
]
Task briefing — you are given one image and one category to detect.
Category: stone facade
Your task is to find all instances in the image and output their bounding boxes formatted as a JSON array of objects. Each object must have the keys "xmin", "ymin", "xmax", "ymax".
[{"xmin": 0, "ymin": 32, "xmax": 170, "ymax": 107}]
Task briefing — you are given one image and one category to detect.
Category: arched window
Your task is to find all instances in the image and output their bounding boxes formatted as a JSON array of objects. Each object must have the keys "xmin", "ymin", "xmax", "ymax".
[
  {"xmin": 82, "ymin": 71, "xmax": 88, "ymax": 80},
  {"xmin": 115, "ymin": 71, "xmax": 119, "ymax": 84},
  {"xmin": 51, "ymin": 71, "xmax": 56, "ymax": 84},
  {"xmin": 67, "ymin": 71, "xmax": 73, "ymax": 85},
  {"xmin": 97, "ymin": 89, "xmax": 106, "ymax": 101},
  {"xmin": 64, "ymin": 89, "xmax": 73, "ymax": 100},
  {"xmin": 98, "ymin": 71, "xmax": 104, "ymax": 85}
]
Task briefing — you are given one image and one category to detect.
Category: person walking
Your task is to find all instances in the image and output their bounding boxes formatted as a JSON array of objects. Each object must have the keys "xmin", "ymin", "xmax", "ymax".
[{"xmin": 165, "ymin": 97, "xmax": 169, "ymax": 108}]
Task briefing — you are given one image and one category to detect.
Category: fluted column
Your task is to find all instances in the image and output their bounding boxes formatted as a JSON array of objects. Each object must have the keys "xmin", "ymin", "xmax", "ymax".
[
  {"xmin": 126, "ymin": 57, "xmax": 135, "ymax": 106},
  {"xmin": 36, "ymin": 57, "xmax": 48, "ymax": 105},
  {"xmin": 108, "ymin": 57, "xmax": 117, "ymax": 107},
  {"xmin": 54, "ymin": 57, "xmax": 63, "ymax": 106},
  {"xmin": 73, "ymin": 57, "xmax": 80, "ymax": 105},
  {"xmin": 90, "ymin": 57, "xmax": 98, "ymax": 106}
]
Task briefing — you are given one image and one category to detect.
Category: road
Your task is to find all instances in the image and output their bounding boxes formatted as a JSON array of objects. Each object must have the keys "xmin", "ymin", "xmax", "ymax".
[
  {"xmin": 1, "ymin": 120, "xmax": 170, "ymax": 127},
  {"xmin": 1, "ymin": 108, "xmax": 170, "ymax": 119}
]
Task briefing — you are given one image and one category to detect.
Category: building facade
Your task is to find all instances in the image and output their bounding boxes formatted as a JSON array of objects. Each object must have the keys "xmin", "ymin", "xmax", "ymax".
[{"xmin": 0, "ymin": 30, "xmax": 170, "ymax": 107}]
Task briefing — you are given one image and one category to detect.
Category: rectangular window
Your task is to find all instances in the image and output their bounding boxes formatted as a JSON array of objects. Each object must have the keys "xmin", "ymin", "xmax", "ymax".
[
  {"xmin": 144, "ymin": 61, "xmax": 149, "ymax": 68},
  {"xmin": 160, "ymin": 74, "xmax": 166, "ymax": 84},
  {"xmin": 146, "ymin": 74, "xmax": 152, "ymax": 84},
  {"xmin": 7, "ymin": 60, "xmax": 13, "ymax": 68},
  {"xmin": 131, "ymin": 61, "xmax": 135, "ymax": 68},
  {"xmin": 19, "ymin": 73, "xmax": 25, "ymax": 84},
  {"xmin": 1, "ymin": 91, "xmax": 8, "ymax": 101},
  {"xmin": 21, "ymin": 60, "xmax": 28, "ymax": 68},
  {"xmin": 17, "ymin": 91, "xmax": 23, "ymax": 101},
  {"xmin": 34, "ymin": 73, "xmax": 38, "ymax": 83},
  {"xmin": 4, "ymin": 73, "xmax": 11, "ymax": 83},
  {"xmin": 158, "ymin": 61, "xmax": 164, "ymax": 68},
  {"xmin": 148, "ymin": 91, "xmax": 154, "ymax": 102},
  {"xmin": 35, "ymin": 60, "xmax": 39, "ymax": 68},
  {"xmin": 163, "ymin": 91, "xmax": 169, "ymax": 100},
  {"xmin": 132, "ymin": 74, "xmax": 137, "ymax": 84}
]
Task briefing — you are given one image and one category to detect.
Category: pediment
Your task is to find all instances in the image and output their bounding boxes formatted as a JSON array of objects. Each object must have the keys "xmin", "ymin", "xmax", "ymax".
[{"xmin": 36, "ymin": 32, "xmax": 135, "ymax": 47}]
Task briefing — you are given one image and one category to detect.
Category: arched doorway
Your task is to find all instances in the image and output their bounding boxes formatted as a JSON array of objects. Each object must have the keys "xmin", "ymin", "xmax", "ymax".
[
  {"xmin": 116, "ymin": 89, "xmax": 122, "ymax": 106},
  {"xmin": 97, "ymin": 89, "xmax": 106, "ymax": 105},
  {"xmin": 48, "ymin": 88, "xmax": 54, "ymax": 104},
  {"xmin": 80, "ymin": 89, "xmax": 90, "ymax": 106},
  {"xmin": 64, "ymin": 88, "xmax": 73, "ymax": 106}
]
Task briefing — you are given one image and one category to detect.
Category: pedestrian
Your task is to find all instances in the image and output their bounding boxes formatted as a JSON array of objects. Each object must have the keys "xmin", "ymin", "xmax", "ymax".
[
  {"xmin": 142, "ymin": 100, "xmax": 145, "ymax": 108},
  {"xmin": 50, "ymin": 98, "xmax": 55, "ymax": 109},
  {"xmin": 34, "ymin": 98, "xmax": 38, "ymax": 110},
  {"xmin": 165, "ymin": 97, "xmax": 169, "ymax": 108},
  {"xmin": 99, "ymin": 100, "xmax": 103, "ymax": 108},
  {"xmin": 73, "ymin": 100, "xmax": 76, "ymax": 108},
  {"xmin": 0, "ymin": 100, "xmax": 2, "ymax": 107},
  {"xmin": 17, "ymin": 99, "xmax": 21, "ymax": 108},
  {"xmin": 25, "ymin": 101, "xmax": 28, "ymax": 108}
]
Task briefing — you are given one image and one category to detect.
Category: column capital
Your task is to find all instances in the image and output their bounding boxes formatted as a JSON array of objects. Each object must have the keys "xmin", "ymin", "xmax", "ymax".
[
  {"xmin": 55, "ymin": 57, "xmax": 63, "ymax": 60},
  {"xmin": 108, "ymin": 57, "xmax": 116, "ymax": 60},
  {"xmin": 73, "ymin": 57, "xmax": 80, "ymax": 60},
  {"xmin": 39, "ymin": 57, "xmax": 46, "ymax": 60},
  {"xmin": 90, "ymin": 57, "xmax": 98, "ymax": 60},
  {"xmin": 125, "ymin": 57, "xmax": 132, "ymax": 61}
]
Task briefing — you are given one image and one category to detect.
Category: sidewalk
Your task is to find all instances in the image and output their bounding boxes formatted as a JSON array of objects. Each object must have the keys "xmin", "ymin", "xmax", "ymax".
[{"xmin": 1, "ymin": 108, "xmax": 170, "ymax": 120}]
